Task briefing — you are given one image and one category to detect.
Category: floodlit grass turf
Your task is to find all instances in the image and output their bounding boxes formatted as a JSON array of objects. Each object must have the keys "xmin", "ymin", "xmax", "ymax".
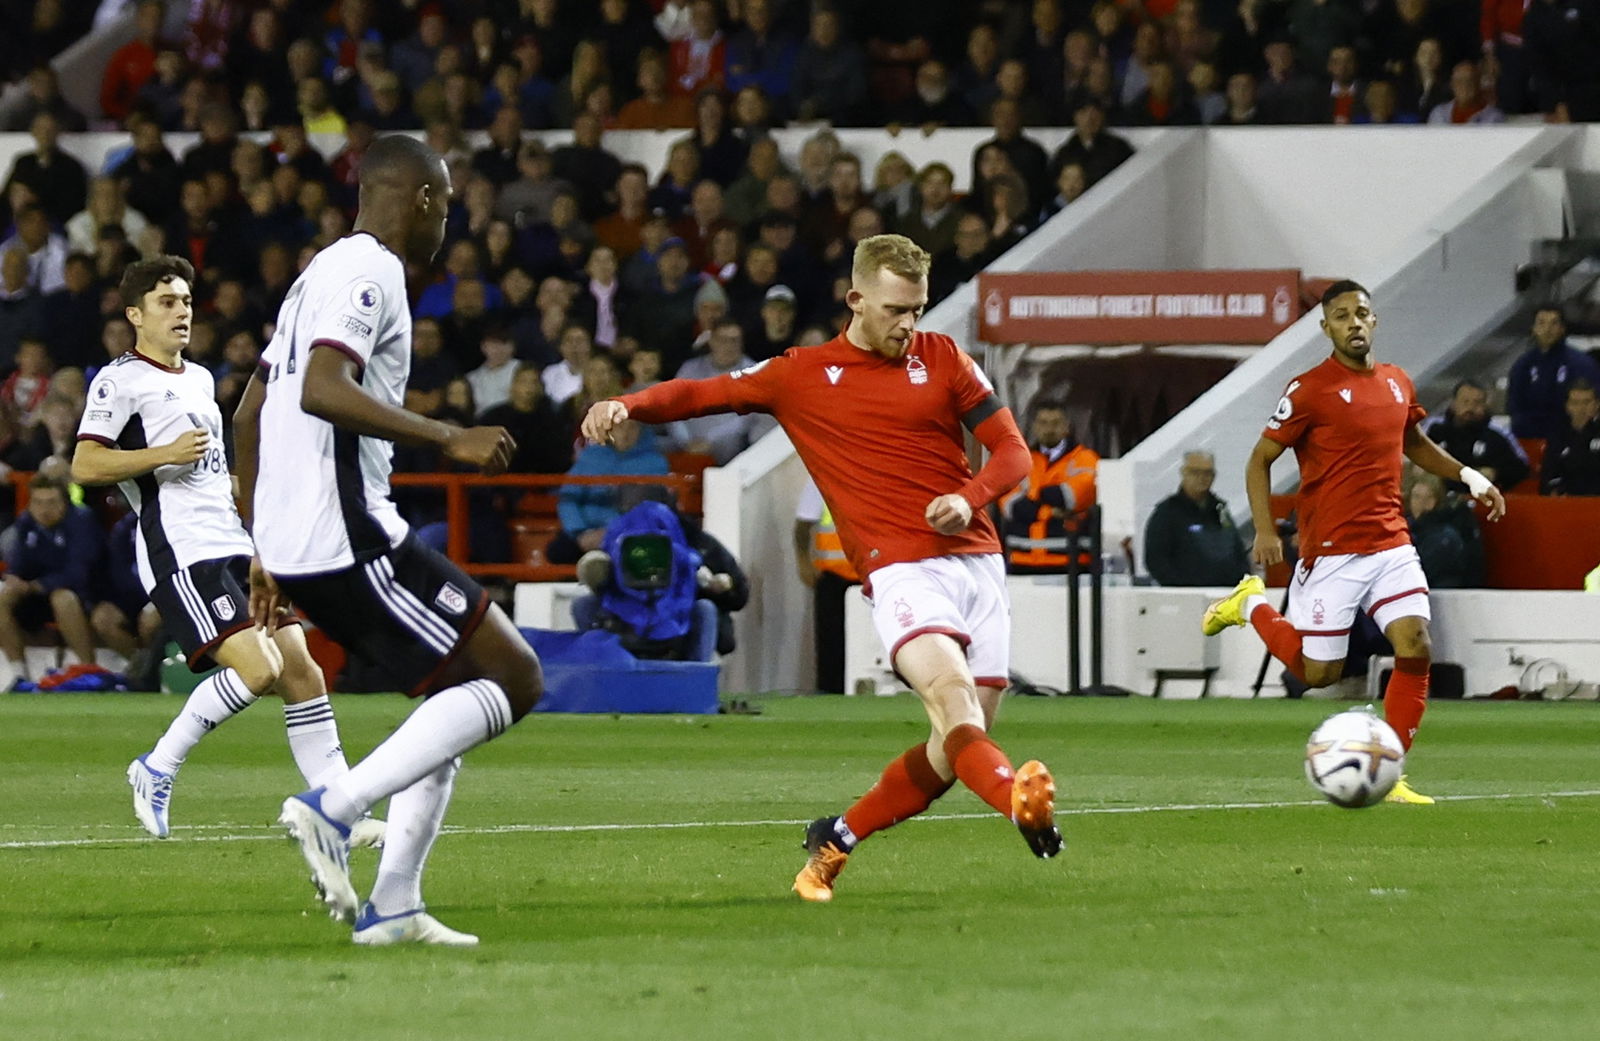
[{"xmin": 1, "ymin": 694, "xmax": 1597, "ymax": 1041}]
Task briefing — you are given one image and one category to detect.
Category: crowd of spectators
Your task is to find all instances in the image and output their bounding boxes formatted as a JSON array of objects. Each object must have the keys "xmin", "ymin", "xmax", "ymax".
[{"xmin": 0, "ymin": 0, "xmax": 1590, "ymax": 649}]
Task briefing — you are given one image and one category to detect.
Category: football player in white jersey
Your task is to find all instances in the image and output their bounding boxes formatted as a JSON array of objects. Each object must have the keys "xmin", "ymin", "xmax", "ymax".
[
  {"xmin": 73, "ymin": 256, "xmax": 382, "ymax": 849},
  {"xmin": 236, "ymin": 135, "xmax": 541, "ymax": 947}
]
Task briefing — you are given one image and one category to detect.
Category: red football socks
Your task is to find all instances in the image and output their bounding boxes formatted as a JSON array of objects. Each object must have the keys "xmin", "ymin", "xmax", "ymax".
[
  {"xmin": 841, "ymin": 742, "xmax": 955, "ymax": 842},
  {"xmin": 1384, "ymin": 656, "xmax": 1430, "ymax": 751},
  {"xmin": 942, "ymin": 723, "xmax": 1016, "ymax": 817},
  {"xmin": 1250, "ymin": 602, "xmax": 1307, "ymax": 682}
]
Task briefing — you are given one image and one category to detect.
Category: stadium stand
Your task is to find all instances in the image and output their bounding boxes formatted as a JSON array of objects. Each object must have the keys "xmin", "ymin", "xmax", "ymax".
[{"xmin": 2, "ymin": 1, "xmax": 1599, "ymax": 694}]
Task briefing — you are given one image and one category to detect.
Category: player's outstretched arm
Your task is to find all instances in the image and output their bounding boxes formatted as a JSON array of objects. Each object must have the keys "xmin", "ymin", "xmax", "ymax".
[
  {"xmin": 606, "ymin": 366, "xmax": 768, "ymax": 438},
  {"xmin": 302, "ymin": 346, "xmax": 514, "ymax": 473},
  {"xmin": 1246, "ymin": 436, "xmax": 1288, "ymax": 568},
  {"xmin": 71, "ymin": 428, "xmax": 208, "ymax": 486},
  {"xmin": 1403, "ymin": 425, "xmax": 1506, "ymax": 521}
]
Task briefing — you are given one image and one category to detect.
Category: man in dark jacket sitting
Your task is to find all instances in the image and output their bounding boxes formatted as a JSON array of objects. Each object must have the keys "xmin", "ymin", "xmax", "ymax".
[
  {"xmin": 0, "ymin": 473, "xmax": 102, "ymax": 682},
  {"xmin": 1419, "ymin": 379, "xmax": 1529, "ymax": 493},
  {"xmin": 1143, "ymin": 450, "xmax": 1250, "ymax": 586}
]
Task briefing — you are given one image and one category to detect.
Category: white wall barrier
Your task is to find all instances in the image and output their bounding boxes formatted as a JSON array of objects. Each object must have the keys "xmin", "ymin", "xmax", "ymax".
[{"xmin": 845, "ymin": 582, "xmax": 1600, "ymax": 699}]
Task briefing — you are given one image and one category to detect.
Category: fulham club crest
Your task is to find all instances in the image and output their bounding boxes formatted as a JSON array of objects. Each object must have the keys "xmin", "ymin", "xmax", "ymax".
[
  {"xmin": 210, "ymin": 594, "xmax": 236, "ymax": 620},
  {"xmin": 435, "ymin": 583, "xmax": 468, "ymax": 615}
]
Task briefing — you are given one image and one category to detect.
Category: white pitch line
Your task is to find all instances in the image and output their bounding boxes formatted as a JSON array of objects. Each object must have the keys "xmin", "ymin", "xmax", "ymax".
[{"xmin": 4, "ymin": 789, "xmax": 1598, "ymax": 851}]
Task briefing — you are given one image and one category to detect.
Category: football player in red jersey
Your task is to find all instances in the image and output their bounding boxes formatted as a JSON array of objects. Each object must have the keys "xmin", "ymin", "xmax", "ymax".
[
  {"xmin": 584, "ymin": 234, "xmax": 1060, "ymax": 900},
  {"xmin": 1203, "ymin": 280, "xmax": 1506, "ymax": 803}
]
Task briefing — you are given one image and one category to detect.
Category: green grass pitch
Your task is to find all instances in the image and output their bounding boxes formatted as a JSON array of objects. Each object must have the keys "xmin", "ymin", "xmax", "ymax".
[{"xmin": 2, "ymin": 693, "xmax": 1597, "ymax": 1041}]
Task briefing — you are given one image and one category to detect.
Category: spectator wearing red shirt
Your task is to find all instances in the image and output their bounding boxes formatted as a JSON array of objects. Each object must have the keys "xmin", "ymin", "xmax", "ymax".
[
  {"xmin": 100, "ymin": 0, "xmax": 165, "ymax": 122},
  {"xmin": 183, "ymin": 0, "xmax": 237, "ymax": 74},
  {"xmin": 2, "ymin": 338, "xmax": 52, "ymax": 431},
  {"xmin": 1480, "ymin": 0, "xmax": 1528, "ymax": 113},
  {"xmin": 672, "ymin": 179, "xmax": 734, "ymax": 270},
  {"xmin": 1427, "ymin": 60, "xmax": 1505, "ymax": 123},
  {"xmin": 1325, "ymin": 45, "xmax": 1364, "ymax": 124},
  {"xmin": 661, "ymin": 0, "xmax": 726, "ymax": 98}
]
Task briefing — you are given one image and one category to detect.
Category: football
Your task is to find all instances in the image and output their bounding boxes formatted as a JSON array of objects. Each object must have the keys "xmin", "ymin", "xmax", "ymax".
[{"xmin": 1304, "ymin": 709, "xmax": 1405, "ymax": 808}]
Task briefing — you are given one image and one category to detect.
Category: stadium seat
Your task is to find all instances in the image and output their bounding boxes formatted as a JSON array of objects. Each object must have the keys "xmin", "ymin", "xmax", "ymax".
[
  {"xmin": 509, "ymin": 514, "xmax": 562, "ymax": 566},
  {"xmin": 667, "ymin": 451, "xmax": 715, "ymax": 514},
  {"xmin": 515, "ymin": 490, "xmax": 560, "ymax": 516}
]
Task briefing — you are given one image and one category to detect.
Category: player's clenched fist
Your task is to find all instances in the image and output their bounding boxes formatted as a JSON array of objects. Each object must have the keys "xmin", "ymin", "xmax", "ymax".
[
  {"xmin": 582, "ymin": 400, "xmax": 630, "ymax": 443},
  {"xmin": 165, "ymin": 427, "xmax": 209, "ymax": 465},
  {"xmin": 924, "ymin": 493, "xmax": 973, "ymax": 535},
  {"xmin": 446, "ymin": 425, "xmax": 517, "ymax": 474}
]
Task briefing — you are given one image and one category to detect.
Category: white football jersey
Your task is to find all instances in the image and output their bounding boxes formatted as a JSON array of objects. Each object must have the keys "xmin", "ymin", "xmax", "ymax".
[
  {"xmin": 77, "ymin": 352, "xmax": 254, "ymax": 591},
  {"xmin": 255, "ymin": 232, "xmax": 413, "ymax": 576}
]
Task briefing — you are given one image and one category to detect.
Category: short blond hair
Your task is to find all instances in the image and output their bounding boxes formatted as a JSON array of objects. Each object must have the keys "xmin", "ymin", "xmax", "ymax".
[{"xmin": 852, "ymin": 233, "xmax": 930, "ymax": 285}]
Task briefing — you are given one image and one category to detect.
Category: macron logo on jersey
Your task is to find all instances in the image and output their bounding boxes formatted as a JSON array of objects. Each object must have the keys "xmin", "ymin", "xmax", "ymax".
[
  {"xmin": 825, "ymin": 365, "xmax": 843, "ymax": 385},
  {"xmin": 1338, "ymin": 389, "xmax": 1352, "ymax": 403}
]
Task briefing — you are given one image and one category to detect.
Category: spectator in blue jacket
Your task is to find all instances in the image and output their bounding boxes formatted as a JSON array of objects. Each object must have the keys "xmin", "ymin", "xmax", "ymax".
[
  {"xmin": 547, "ymin": 418, "xmax": 670, "ymax": 564},
  {"xmin": 1507, "ymin": 306, "xmax": 1600, "ymax": 438},
  {"xmin": 725, "ymin": 0, "xmax": 800, "ymax": 121},
  {"xmin": 0, "ymin": 474, "xmax": 102, "ymax": 682}
]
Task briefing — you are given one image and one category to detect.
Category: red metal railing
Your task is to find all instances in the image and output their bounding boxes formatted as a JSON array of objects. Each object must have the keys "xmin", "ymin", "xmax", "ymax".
[
  {"xmin": 5, "ymin": 469, "xmax": 704, "ymax": 583},
  {"xmin": 390, "ymin": 471, "xmax": 703, "ymax": 582}
]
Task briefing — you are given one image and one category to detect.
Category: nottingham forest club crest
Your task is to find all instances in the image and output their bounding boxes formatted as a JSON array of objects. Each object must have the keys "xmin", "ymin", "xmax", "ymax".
[{"xmin": 905, "ymin": 356, "xmax": 928, "ymax": 385}]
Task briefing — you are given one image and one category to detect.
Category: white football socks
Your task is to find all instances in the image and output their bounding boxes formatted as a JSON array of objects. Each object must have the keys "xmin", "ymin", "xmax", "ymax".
[
  {"xmin": 319, "ymin": 679, "xmax": 512, "ymax": 824},
  {"xmin": 367, "ymin": 757, "xmax": 460, "ymax": 916},
  {"xmin": 282, "ymin": 695, "xmax": 351, "ymax": 789},
  {"xmin": 146, "ymin": 669, "xmax": 258, "ymax": 774}
]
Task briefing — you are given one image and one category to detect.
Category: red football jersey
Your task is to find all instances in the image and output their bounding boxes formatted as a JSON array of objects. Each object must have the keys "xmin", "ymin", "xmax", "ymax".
[
  {"xmin": 621, "ymin": 329, "xmax": 1008, "ymax": 579},
  {"xmin": 1262, "ymin": 356, "xmax": 1426, "ymax": 559}
]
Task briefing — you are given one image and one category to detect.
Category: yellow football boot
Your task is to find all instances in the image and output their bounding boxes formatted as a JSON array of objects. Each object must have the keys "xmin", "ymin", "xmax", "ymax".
[
  {"xmin": 1202, "ymin": 575, "xmax": 1266, "ymax": 636},
  {"xmin": 1385, "ymin": 775, "xmax": 1435, "ymax": 805}
]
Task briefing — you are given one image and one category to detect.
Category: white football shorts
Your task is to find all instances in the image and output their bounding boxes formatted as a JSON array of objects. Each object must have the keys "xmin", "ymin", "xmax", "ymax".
[
  {"xmin": 1287, "ymin": 543, "xmax": 1430, "ymax": 661},
  {"xmin": 866, "ymin": 552, "xmax": 1010, "ymax": 688}
]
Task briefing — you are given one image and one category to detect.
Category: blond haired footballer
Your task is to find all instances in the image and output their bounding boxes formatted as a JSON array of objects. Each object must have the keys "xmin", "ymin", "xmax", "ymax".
[{"xmin": 585, "ymin": 234, "xmax": 1061, "ymax": 901}]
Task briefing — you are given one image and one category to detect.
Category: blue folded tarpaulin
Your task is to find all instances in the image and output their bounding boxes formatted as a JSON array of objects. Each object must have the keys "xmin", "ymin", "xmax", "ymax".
[{"xmin": 518, "ymin": 628, "xmax": 719, "ymax": 714}]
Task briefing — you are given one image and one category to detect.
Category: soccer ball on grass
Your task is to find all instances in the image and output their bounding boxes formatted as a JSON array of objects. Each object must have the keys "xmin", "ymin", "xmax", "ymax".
[{"xmin": 1303, "ymin": 708, "xmax": 1404, "ymax": 808}]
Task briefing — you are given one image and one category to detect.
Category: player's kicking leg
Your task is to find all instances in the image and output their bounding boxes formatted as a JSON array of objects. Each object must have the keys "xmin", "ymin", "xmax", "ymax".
[{"xmin": 794, "ymin": 633, "xmax": 1060, "ymax": 903}]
